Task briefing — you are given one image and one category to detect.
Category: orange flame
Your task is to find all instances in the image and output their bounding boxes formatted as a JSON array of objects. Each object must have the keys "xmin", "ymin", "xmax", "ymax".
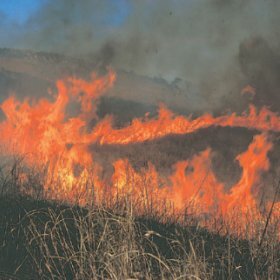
[
  {"xmin": 86, "ymin": 104, "xmax": 280, "ymax": 145},
  {"xmin": 0, "ymin": 70, "xmax": 278, "ymax": 236},
  {"xmin": 0, "ymin": 69, "xmax": 116, "ymax": 203},
  {"xmin": 241, "ymin": 84, "xmax": 256, "ymax": 98}
]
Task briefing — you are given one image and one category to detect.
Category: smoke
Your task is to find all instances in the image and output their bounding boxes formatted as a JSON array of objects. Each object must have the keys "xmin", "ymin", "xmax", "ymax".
[
  {"xmin": 1, "ymin": 0, "xmax": 280, "ymax": 112},
  {"xmin": 238, "ymin": 37, "xmax": 280, "ymax": 112}
]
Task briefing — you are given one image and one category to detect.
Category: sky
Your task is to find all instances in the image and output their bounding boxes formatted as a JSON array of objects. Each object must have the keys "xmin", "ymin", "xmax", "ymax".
[
  {"xmin": 0, "ymin": 0, "xmax": 129, "ymax": 25},
  {"xmin": 0, "ymin": 0, "xmax": 46, "ymax": 24},
  {"xmin": 0, "ymin": 0, "xmax": 279, "ymax": 112}
]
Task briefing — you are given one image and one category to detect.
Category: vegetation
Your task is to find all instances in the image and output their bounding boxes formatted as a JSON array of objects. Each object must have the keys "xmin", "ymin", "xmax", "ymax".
[{"xmin": 0, "ymin": 157, "xmax": 279, "ymax": 279}]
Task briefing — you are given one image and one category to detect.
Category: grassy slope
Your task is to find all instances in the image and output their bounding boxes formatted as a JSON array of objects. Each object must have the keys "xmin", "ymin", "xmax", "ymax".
[{"xmin": 0, "ymin": 195, "xmax": 279, "ymax": 279}]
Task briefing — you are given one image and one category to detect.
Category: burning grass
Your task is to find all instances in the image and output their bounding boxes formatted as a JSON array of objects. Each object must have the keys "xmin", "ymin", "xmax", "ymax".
[
  {"xmin": 0, "ymin": 69, "xmax": 279, "ymax": 279},
  {"xmin": 0, "ymin": 160, "xmax": 279, "ymax": 279}
]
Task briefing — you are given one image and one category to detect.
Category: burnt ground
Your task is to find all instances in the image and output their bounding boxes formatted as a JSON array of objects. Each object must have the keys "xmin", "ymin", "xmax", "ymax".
[{"xmin": 90, "ymin": 126, "xmax": 280, "ymax": 199}]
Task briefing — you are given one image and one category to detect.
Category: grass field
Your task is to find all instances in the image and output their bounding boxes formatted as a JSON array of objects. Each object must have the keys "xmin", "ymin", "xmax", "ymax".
[
  {"xmin": 0, "ymin": 155, "xmax": 279, "ymax": 279},
  {"xmin": 0, "ymin": 191, "xmax": 278, "ymax": 279}
]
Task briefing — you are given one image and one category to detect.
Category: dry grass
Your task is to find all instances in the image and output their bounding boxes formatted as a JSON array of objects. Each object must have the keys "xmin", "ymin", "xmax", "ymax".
[{"xmin": 0, "ymin": 155, "xmax": 279, "ymax": 279}]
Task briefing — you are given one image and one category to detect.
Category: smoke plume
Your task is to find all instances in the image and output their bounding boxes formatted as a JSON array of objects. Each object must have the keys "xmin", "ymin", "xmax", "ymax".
[{"xmin": 1, "ymin": 0, "xmax": 280, "ymax": 112}]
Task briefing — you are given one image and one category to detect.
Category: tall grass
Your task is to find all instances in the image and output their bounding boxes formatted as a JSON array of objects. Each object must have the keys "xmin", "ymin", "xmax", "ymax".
[{"xmin": 0, "ymin": 155, "xmax": 279, "ymax": 279}]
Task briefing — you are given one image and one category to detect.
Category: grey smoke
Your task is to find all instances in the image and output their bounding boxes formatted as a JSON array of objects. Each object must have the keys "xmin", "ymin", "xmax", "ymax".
[
  {"xmin": 238, "ymin": 37, "xmax": 280, "ymax": 112},
  {"xmin": 1, "ymin": 0, "xmax": 280, "ymax": 112}
]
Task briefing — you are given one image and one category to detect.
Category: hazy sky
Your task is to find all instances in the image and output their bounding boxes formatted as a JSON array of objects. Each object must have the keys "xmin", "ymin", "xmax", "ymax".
[
  {"xmin": 0, "ymin": 0, "xmax": 129, "ymax": 27},
  {"xmin": 0, "ymin": 1, "xmax": 279, "ymax": 111},
  {"xmin": 0, "ymin": 0, "xmax": 45, "ymax": 24}
]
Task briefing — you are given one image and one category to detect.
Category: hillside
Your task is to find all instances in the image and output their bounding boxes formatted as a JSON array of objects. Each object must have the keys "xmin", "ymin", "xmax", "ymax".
[{"xmin": 0, "ymin": 194, "xmax": 278, "ymax": 279}]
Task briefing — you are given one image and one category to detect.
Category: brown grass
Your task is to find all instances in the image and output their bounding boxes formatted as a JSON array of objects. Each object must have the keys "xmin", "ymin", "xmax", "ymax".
[{"xmin": 0, "ymin": 154, "xmax": 279, "ymax": 279}]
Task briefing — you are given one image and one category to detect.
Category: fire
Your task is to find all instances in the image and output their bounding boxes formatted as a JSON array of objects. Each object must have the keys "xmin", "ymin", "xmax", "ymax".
[
  {"xmin": 168, "ymin": 149, "xmax": 225, "ymax": 213},
  {"xmin": 0, "ymin": 69, "xmax": 279, "ymax": 236},
  {"xmin": 86, "ymin": 103, "xmax": 280, "ymax": 145},
  {"xmin": 241, "ymin": 84, "xmax": 256, "ymax": 99},
  {"xmin": 223, "ymin": 133, "xmax": 272, "ymax": 214},
  {"xmin": 0, "ymin": 70, "xmax": 116, "ymax": 203}
]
